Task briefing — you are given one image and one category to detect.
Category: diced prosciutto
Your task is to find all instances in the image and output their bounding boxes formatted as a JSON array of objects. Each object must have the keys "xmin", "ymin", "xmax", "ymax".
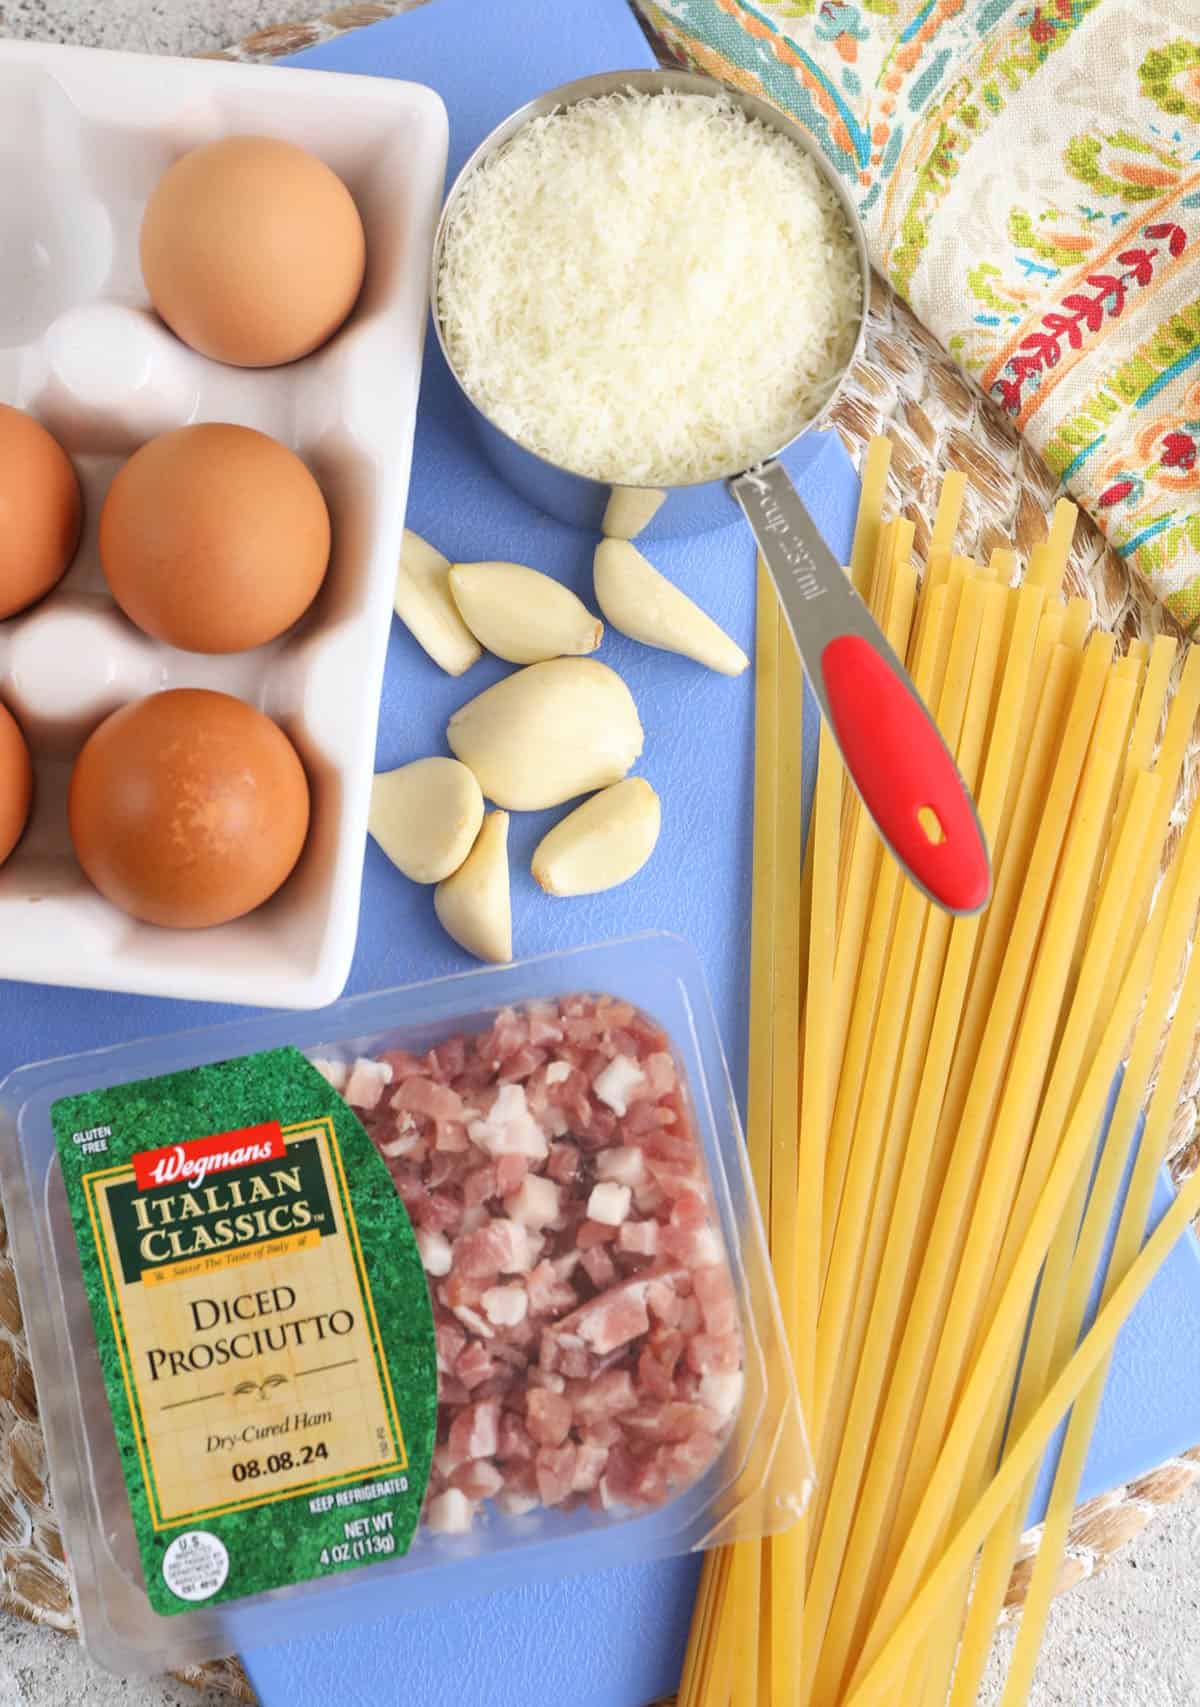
[
  {"xmin": 426, "ymin": 1488, "xmax": 476, "ymax": 1533},
  {"xmin": 434, "ymin": 1122, "xmax": 471, "ymax": 1155},
  {"xmin": 670, "ymin": 1191, "xmax": 707, "ymax": 1232},
  {"xmin": 687, "ymin": 1333, "xmax": 742, "ymax": 1376},
  {"xmin": 392, "ymin": 1076, "xmax": 467, "ymax": 1125},
  {"xmin": 496, "ymin": 1153, "xmax": 529, "ymax": 1197},
  {"xmin": 632, "ymin": 1117, "xmax": 689, "ymax": 1153},
  {"xmin": 572, "ymin": 1441, "xmax": 609, "ymax": 1493},
  {"xmin": 576, "ymin": 1219, "xmax": 619, "ymax": 1250},
  {"xmin": 575, "ymin": 1286, "xmax": 650, "ymax": 1355},
  {"xmin": 587, "ymin": 1182, "xmax": 632, "ymax": 1226},
  {"xmin": 662, "ymin": 1192, "xmax": 726, "ymax": 1266},
  {"xmin": 646, "ymin": 1280, "xmax": 682, "ymax": 1327},
  {"xmin": 664, "ymin": 1429, "xmax": 723, "ymax": 1485},
  {"xmin": 496, "ymin": 1490, "xmax": 540, "ymax": 1517},
  {"xmin": 450, "ymin": 1459, "xmax": 505, "ymax": 1501},
  {"xmin": 618, "ymin": 1220, "xmax": 659, "ymax": 1259},
  {"xmin": 498, "ymin": 1045, "xmax": 548, "ymax": 1083},
  {"xmin": 693, "ymin": 1266, "xmax": 739, "ymax": 1337},
  {"xmin": 428, "ymin": 1036, "xmax": 467, "ymax": 1082},
  {"xmin": 454, "ymin": 1218, "xmax": 533, "ymax": 1280},
  {"xmin": 526, "ymin": 1260, "xmax": 580, "ymax": 1318},
  {"xmin": 482, "ymin": 1284, "xmax": 528, "ymax": 1327},
  {"xmin": 464, "ymin": 1164, "xmax": 499, "ymax": 1207},
  {"xmin": 575, "ymin": 1104, "xmax": 619, "ymax": 1146},
  {"xmin": 417, "ymin": 1192, "xmax": 463, "ymax": 1238},
  {"xmin": 344, "ymin": 1057, "xmax": 393, "ymax": 1110},
  {"xmin": 379, "ymin": 1047, "xmax": 430, "ymax": 1082},
  {"xmin": 435, "ymin": 1319, "xmax": 466, "ymax": 1373},
  {"xmin": 344, "ymin": 994, "xmax": 743, "ymax": 1538},
  {"xmin": 552, "ymin": 1249, "xmax": 582, "ymax": 1283},
  {"xmin": 593, "ymin": 1055, "xmax": 646, "ymax": 1116},
  {"xmin": 527, "ymin": 1387, "xmax": 573, "ymax": 1447},
  {"xmin": 529, "ymin": 1367, "xmax": 565, "ymax": 1394},
  {"xmin": 700, "ymin": 1371, "xmax": 745, "ymax": 1418},
  {"xmin": 535, "ymin": 1443, "xmax": 578, "ymax": 1506},
  {"xmin": 557, "ymin": 1336, "xmax": 592, "ymax": 1381},
  {"xmin": 596, "ymin": 1146, "xmax": 646, "ymax": 1187},
  {"xmin": 450, "ymin": 1303, "xmax": 494, "ymax": 1341},
  {"xmin": 623, "ymin": 1401, "xmax": 719, "ymax": 1443},
  {"xmin": 633, "ymin": 1181, "xmax": 666, "ymax": 1217},
  {"xmin": 677, "ymin": 1296, "xmax": 703, "ymax": 1337},
  {"xmin": 508, "ymin": 1174, "xmax": 560, "ymax": 1228},
  {"xmin": 447, "ymin": 1397, "xmax": 500, "ymax": 1464},
  {"xmin": 416, "ymin": 1228, "xmax": 453, "ymax": 1277},
  {"xmin": 311, "ymin": 1057, "xmax": 348, "ymax": 1092},
  {"xmin": 581, "ymin": 1244, "xmax": 617, "ymax": 1288},
  {"xmin": 529, "ymin": 1009, "xmax": 564, "ymax": 1047},
  {"xmin": 379, "ymin": 1126, "xmax": 425, "ymax": 1161},
  {"xmin": 623, "ymin": 1103, "xmax": 680, "ymax": 1141},
  {"xmin": 498, "ymin": 1412, "xmax": 535, "ymax": 1461},
  {"xmin": 469, "ymin": 1083, "xmax": 548, "ymax": 1161},
  {"xmin": 639, "ymin": 1331, "xmax": 685, "ymax": 1400},
  {"xmin": 644, "ymin": 1052, "xmax": 677, "ymax": 1095},
  {"xmin": 645, "ymin": 1158, "xmax": 700, "ymax": 1200},
  {"xmin": 581, "ymin": 1418, "xmax": 623, "ymax": 1449},
  {"xmin": 570, "ymin": 1368, "xmax": 639, "ymax": 1423},
  {"xmin": 455, "ymin": 1340, "xmax": 497, "ymax": 1391},
  {"xmin": 663, "ymin": 1223, "xmax": 723, "ymax": 1268}
]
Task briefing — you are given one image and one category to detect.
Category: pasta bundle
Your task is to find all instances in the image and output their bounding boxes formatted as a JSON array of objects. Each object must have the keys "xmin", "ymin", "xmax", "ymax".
[{"xmin": 679, "ymin": 437, "xmax": 1200, "ymax": 1707}]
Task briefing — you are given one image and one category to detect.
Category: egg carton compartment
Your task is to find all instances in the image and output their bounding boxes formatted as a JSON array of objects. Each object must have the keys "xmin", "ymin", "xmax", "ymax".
[{"xmin": 0, "ymin": 41, "xmax": 449, "ymax": 1005}]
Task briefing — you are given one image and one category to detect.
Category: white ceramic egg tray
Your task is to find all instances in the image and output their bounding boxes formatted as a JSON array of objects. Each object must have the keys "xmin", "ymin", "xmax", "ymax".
[{"xmin": 0, "ymin": 40, "xmax": 448, "ymax": 1007}]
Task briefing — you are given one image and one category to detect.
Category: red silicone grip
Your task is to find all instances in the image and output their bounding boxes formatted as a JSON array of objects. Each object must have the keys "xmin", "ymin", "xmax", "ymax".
[{"xmin": 820, "ymin": 634, "xmax": 991, "ymax": 913}]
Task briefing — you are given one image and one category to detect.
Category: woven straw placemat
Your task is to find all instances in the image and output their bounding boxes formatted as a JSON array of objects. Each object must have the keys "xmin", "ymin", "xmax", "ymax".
[{"xmin": 1, "ymin": 5, "xmax": 1197, "ymax": 1701}]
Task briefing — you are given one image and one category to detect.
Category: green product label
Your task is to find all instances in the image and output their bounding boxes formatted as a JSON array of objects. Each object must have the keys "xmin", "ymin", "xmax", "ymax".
[{"xmin": 51, "ymin": 1046, "xmax": 437, "ymax": 1614}]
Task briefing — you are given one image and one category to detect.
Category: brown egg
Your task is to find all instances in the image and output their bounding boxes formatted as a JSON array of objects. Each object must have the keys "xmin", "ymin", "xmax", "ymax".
[
  {"xmin": 0, "ymin": 702, "xmax": 33, "ymax": 869},
  {"xmin": 99, "ymin": 423, "xmax": 331, "ymax": 654},
  {"xmin": 68, "ymin": 689, "xmax": 310, "ymax": 929},
  {"xmin": 140, "ymin": 135, "xmax": 366, "ymax": 367},
  {"xmin": 0, "ymin": 405, "xmax": 82, "ymax": 620}
]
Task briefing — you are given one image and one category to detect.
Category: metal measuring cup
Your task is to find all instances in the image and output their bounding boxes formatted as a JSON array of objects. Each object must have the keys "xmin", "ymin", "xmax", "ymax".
[{"xmin": 430, "ymin": 69, "xmax": 991, "ymax": 916}]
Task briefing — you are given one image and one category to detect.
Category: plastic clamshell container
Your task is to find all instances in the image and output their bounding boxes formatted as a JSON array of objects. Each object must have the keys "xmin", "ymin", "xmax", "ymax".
[
  {"xmin": 0, "ymin": 40, "xmax": 448, "ymax": 1006},
  {"xmin": 0, "ymin": 934, "xmax": 808, "ymax": 1675}
]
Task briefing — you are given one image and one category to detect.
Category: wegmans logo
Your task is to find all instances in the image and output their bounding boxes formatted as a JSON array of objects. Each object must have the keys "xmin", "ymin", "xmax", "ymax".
[{"xmin": 132, "ymin": 1121, "xmax": 286, "ymax": 1191}]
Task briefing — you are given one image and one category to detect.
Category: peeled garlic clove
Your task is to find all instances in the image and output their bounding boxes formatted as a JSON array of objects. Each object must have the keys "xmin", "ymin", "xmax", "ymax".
[
  {"xmin": 369, "ymin": 756, "xmax": 484, "ymax": 884},
  {"xmin": 602, "ymin": 487, "xmax": 666, "ymax": 541},
  {"xmin": 532, "ymin": 778, "xmax": 661, "ymax": 897},
  {"xmin": 594, "ymin": 539, "xmax": 749, "ymax": 677},
  {"xmin": 434, "ymin": 811, "xmax": 512, "ymax": 963},
  {"xmin": 449, "ymin": 561, "xmax": 602, "ymax": 665},
  {"xmin": 447, "ymin": 658, "xmax": 643, "ymax": 810},
  {"xmin": 394, "ymin": 529, "xmax": 482, "ymax": 676}
]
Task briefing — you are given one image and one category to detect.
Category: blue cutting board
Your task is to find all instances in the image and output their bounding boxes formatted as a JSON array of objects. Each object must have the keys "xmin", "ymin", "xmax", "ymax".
[{"xmin": 227, "ymin": 3, "xmax": 1200, "ymax": 1704}]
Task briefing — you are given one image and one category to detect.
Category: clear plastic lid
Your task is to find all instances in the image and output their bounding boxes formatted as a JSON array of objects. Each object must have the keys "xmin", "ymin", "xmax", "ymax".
[{"xmin": 0, "ymin": 933, "xmax": 808, "ymax": 1675}]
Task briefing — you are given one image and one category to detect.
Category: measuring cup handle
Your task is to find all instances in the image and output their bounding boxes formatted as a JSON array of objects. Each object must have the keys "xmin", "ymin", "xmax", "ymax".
[{"xmin": 730, "ymin": 460, "xmax": 991, "ymax": 917}]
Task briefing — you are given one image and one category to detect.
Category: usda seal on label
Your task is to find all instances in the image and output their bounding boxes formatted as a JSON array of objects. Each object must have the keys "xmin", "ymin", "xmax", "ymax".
[{"xmin": 163, "ymin": 1531, "xmax": 229, "ymax": 1602}]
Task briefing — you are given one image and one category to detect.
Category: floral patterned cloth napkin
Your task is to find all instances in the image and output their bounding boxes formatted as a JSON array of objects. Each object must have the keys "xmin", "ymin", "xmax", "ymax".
[{"xmin": 637, "ymin": 0, "xmax": 1200, "ymax": 629}]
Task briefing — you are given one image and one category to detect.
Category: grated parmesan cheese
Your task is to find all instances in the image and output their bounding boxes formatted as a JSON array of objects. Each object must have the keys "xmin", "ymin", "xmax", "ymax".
[{"xmin": 437, "ymin": 89, "xmax": 861, "ymax": 486}]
